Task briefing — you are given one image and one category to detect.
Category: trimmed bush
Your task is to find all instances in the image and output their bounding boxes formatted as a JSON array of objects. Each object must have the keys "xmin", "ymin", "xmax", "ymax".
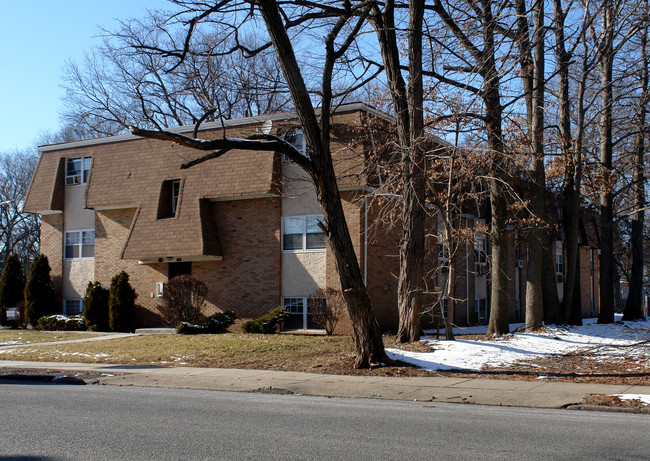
[
  {"xmin": 0, "ymin": 254, "xmax": 25, "ymax": 326},
  {"xmin": 108, "ymin": 271, "xmax": 137, "ymax": 332},
  {"xmin": 24, "ymin": 255, "xmax": 57, "ymax": 327},
  {"xmin": 157, "ymin": 275, "xmax": 208, "ymax": 327},
  {"xmin": 177, "ymin": 311, "xmax": 237, "ymax": 334},
  {"xmin": 37, "ymin": 314, "xmax": 86, "ymax": 331},
  {"xmin": 84, "ymin": 282, "xmax": 110, "ymax": 331},
  {"xmin": 241, "ymin": 306, "xmax": 288, "ymax": 334}
]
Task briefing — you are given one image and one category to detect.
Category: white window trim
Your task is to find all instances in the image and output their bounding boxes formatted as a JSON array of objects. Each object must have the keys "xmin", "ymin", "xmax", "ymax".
[
  {"xmin": 65, "ymin": 156, "xmax": 92, "ymax": 186},
  {"xmin": 64, "ymin": 299, "xmax": 83, "ymax": 315},
  {"xmin": 281, "ymin": 215, "xmax": 326, "ymax": 253},
  {"xmin": 282, "ymin": 296, "xmax": 325, "ymax": 331},
  {"xmin": 65, "ymin": 229, "xmax": 95, "ymax": 260}
]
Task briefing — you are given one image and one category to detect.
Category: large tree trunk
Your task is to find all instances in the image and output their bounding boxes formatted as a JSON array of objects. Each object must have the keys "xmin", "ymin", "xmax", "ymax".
[
  {"xmin": 597, "ymin": 0, "xmax": 616, "ymax": 324},
  {"xmin": 623, "ymin": 8, "xmax": 647, "ymax": 321},
  {"xmin": 257, "ymin": 0, "xmax": 387, "ymax": 367},
  {"xmin": 554, "ymin": 0, "xmax": 586, "ymax": 325},
  {"xmin": 371, "ymin": 0, "xmax": 427, "ymax": 343},
  {"xmin": 483, "ymin": 7, "xmax": 510, "ymax": 337},
  {"xmin": 517, "ymin": 0, "xmax": 546, "ymax": 330}
]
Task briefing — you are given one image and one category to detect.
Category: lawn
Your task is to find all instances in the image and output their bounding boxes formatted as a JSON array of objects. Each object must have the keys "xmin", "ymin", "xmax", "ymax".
[
  {"xmin": 0, "ymin": 332, "xmax": 431, "ymax": 376},
  {"xmin": 0, "ymin": 330, "xmax": 104, "ymax": 346},
  {"xmin": 1, "ymin": 317, "xmax": 649, "ymax": 383}
]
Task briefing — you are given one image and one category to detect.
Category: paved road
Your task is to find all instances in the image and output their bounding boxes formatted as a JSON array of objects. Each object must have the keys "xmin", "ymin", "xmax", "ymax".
[{"xmin": 1, "ymin": 384, "xmax": 649, "ymax": 460}]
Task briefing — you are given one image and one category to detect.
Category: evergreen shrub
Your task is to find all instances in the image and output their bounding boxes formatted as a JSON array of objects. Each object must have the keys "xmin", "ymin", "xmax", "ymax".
[
  {"xmin": 177, "ymin": 311, "xmax": 237, "ymax": 334},
  {"xmin": 108, "ymin": 271, "xmax": 137, "ymax": 332},
  {"xmin": 84, "ymin": 282, "xmax": 110, "ymax": 331},
  {"xmin": 24, "ymin": 255, "xmax": 56, "ymax": 327},
  {"xmin": 241, "ymin": 306, "xmax": 288, "ymax": 334},
  {"xmin": 0, "ymin": 254, "xmax": 25, "ymax": 326}
]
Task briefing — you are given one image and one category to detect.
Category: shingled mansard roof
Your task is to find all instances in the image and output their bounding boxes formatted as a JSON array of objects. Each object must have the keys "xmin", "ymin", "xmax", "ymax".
[{"xmin": 24, "ymin": 103, "xmax": 391, "ymax": 263}]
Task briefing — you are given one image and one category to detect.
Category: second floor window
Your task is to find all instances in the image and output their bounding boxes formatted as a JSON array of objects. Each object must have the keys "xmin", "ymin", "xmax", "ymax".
[
  {"xmin": 282, "ymin": 128, "xmax": 310, "ymax": 164},
  {"xmin": 65, "ymin": 230, "xmax": 95, "ymax": 259},
  {"xmin": 282, "ymin": 215, "xmax": 326, "ymax": 251},
  {"xmin": 66, "ymin": 157, "xmax": 91, "ymax": 185}
]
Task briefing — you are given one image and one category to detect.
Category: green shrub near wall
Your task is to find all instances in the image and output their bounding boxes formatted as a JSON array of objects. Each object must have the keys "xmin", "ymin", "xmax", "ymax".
[
  {"xmin": 84, "ymin": 282, "xmax": 110, "ymax": 331},
  {"xmin": 24, "ymin": 255, "xmax": 56, "ymax": 327},
  {"xmin": 108, "ymin": 271, "xmax": 137, "ymax": 332},
  {"xmin": 0, "ymin": 254, "xmax": 25, "ymax": 326},
  {"xmin": 241, "ymin": 307, "xmax": 288, "ymax": 334}
]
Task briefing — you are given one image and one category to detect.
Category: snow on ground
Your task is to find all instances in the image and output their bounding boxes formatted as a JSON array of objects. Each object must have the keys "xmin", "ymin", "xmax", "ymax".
[
  {"xmin": 386, "ymin": 314, "xmax": 650, "ymax": 371},
  {"xmin": 616, "ymin": 394, "xmax": 650, "ymax": 405}
]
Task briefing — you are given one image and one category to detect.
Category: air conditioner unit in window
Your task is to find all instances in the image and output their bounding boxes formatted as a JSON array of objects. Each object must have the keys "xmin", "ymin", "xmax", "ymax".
[
  {"xmin": 156, "ymin": 282, "xmax": 164, "ymax": 297},
  {"xmin": 556, "ymin": 274, "xmax": 564, "ymax": 283}
]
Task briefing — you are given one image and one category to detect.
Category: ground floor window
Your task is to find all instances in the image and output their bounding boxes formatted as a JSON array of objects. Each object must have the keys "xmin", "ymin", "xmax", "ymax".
[
  {"xmin": 282, "ymin": 297, "xmax": 319, "ymax": 330},
  {"xmin": 475, "ymin": 298, "xmax": 488, "ymax": 322},
  {"xmin": 64, "ymin": 299, "xmax": 83, "ymax": 315}
]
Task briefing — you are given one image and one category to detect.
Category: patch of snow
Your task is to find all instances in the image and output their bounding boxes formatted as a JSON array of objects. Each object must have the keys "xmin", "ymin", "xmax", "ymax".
[
  {"xmin": 0, "ymin": 341, "xmax": 23, "ymax": 347},
  {"xmin": 388, "ymin": 316, "xmax": 650, "ymax": 372},
  {"xmin": 615, "ymin": 394, "xmax": 650, "ymax": 405}
]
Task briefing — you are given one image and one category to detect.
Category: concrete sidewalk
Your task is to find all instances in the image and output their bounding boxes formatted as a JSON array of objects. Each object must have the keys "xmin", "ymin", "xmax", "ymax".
[{"xmin": 2, "ymin": 359, "xmax": 649, "ymax": 410}]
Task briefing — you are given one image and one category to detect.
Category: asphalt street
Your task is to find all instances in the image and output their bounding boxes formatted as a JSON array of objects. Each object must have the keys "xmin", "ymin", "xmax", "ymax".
[{"xmin": 1, "ymin": 384, "xmax": 649, "ymax": 460}]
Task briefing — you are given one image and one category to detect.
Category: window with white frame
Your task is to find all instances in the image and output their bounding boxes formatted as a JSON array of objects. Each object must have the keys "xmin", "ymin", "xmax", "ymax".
[
  {"xmin": 282, "ymin": 215, "xmax": 326, "ymax": 251},
  {"xmin": 282, "ymin": 128, "xmax": 310, "ymax": 163},
  {"xmin": 66, "ymin": 157, "xmax": 92, "ymax": 185},
  {"xmin": 282, "ymin": 297, "xmax": 319, "ymax": 330},
  {"xmin": 64, "ymin": 299, "xmax": 83, "ymax": 315},
  {"xmin": 475, "ymin": 298, "xmax": 488, "ymax": 322},
  {"xmin": 65, "ymin": 230, "xmax": 95, "ymax": 259}
]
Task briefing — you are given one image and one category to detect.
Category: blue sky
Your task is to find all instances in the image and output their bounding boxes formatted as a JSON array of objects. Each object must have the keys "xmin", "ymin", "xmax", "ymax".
[{"xmin": 0, "ymin": 0, "xmax": 165, "ymax": 152}]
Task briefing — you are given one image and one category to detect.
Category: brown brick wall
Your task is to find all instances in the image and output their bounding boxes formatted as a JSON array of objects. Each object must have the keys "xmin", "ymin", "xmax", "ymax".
[
  {"xmin": 94, "ymin": 199, "xmax": 282, "ymax": 328},
  {"xmin": 194, "ymin": 198, "xmax": 282, "ymax": 320},
  {"xmin": 40, "ymin": 214, "xmax": 64, "ymax": 305},
  {"xmin": 95, "ymin": 208, "xmax": 167, "ymax": 326}
]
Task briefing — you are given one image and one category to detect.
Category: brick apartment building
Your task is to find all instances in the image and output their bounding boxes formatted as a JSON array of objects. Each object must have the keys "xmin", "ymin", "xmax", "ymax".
[{"xmin": 23, "ymin": 103, "xmax": 600, "ymax": 332}]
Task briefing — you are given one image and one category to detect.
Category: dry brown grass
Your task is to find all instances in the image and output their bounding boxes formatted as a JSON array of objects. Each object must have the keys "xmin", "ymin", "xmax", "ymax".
[
  {"xmin": 0, "ymin": 330, "xmax": 104, "ymax": 345},
  {"xmin": 0, "ymin": 333, "xmax": 434, "ymax": 377}
]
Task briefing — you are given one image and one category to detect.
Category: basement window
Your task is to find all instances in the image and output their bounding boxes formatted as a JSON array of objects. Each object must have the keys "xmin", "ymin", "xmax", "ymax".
[
  {"xmin": 64, "ymin": 299, "xmax": 83, "ymax": 315},
  {"xmin": 157, "ymin": 179, "xmax": 182, "ymax": 219}
]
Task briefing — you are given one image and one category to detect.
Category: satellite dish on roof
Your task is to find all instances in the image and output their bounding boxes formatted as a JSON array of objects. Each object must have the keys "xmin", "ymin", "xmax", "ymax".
[{"xmin": 261, "ymin": 119, "xmax": 273, "ymax": 135}]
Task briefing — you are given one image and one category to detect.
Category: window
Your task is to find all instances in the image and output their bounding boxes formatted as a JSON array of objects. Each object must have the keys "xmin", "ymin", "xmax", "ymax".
[
  {"xmin": 64, "ymin": 299, "xmax": 83, "ymax": 315},
  {"xmin": 282, "ymin": 128, "xmax": 310, "ymax": 163},
  {"xmin": 282, "ymin": 215, "xmax": 326, "ymax": 251},
  {"xmin": 438, "ymin": 242, "xmax": 450, "ymax": 260},
  {"xmin": 169, "ymin": 262, "xmax": 192, "ymax": 279},
  {"xmin": 441, "ymin": 298, "xmax": 449, "ymax": 316},
  {"xmin": 474, "ymin": 237, "xmax": 488, "ymax": 264},
  {"xmin": 283, "ymin": 297, "xmax": 319, "ymax": 330},
  {"xmin": 475, "ymin": 298, "xmax": 488, "ymax": 322},
  {"xmin": 157, "ymin": 179, "xmax": 182, "ymax": 219},
  {"xmin": 65, "ymin": 230, "xmax": 94, "ymax": 259},
  {"xmin": 66, "ymin": 157, "xmax": 91, "ymax": 185}
]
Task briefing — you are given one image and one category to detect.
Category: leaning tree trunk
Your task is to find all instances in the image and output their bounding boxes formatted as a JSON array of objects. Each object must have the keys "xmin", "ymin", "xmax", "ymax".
[{"xmin": 257, "ymin": 0, "xmax": 387, "ymax": 367}]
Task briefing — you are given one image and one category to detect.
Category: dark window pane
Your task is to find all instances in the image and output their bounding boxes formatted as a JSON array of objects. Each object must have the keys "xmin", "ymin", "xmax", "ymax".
[
  {"xmin": 306, "ymin": 232, "xmax": 326, "ymax": 249},
  {"xmin": 283, "ymin": 234, "xmax": 303, "ymax": 251}
]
